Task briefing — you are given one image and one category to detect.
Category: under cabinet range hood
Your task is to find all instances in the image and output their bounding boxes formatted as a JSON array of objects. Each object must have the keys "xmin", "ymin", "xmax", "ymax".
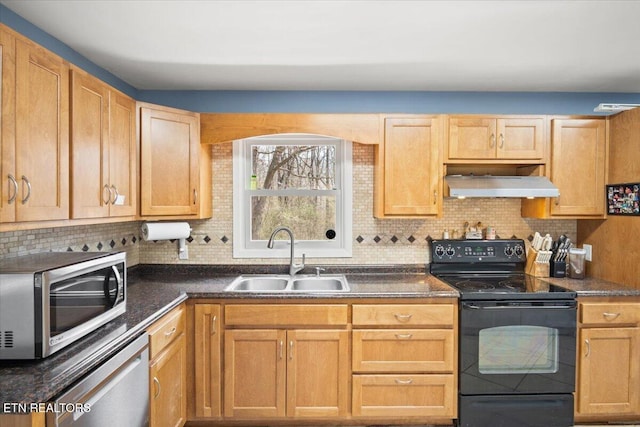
[{"xmin": 445, "ymin": 175, "xmax": 560, "ymax": 198}]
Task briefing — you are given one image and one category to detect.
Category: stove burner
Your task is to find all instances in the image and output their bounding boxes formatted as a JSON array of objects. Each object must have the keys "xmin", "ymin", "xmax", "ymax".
[
  {"xmin": 497, "ymin": 279, "xmax": 525, "ymax": 290},
  {"xmin": 453, "ymin": 279, "xmax": 497, "ymax": 291}
]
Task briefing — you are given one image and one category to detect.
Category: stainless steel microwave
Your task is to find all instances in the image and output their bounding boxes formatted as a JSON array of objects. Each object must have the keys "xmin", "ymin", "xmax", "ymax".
[{"xmin": 0, "ymin": 251, "xmax": 126, "ymax": 359}]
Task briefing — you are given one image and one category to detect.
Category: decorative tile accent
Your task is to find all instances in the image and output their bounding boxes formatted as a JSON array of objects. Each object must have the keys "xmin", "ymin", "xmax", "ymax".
[
  {"xmin": 356, "ymin": 235, "xmax": 364, "ymax": 243},
  {"xmin": 373, "ymin": 236, "xmax": 381, "ymax": 243},
  {"xmin": 390, "ymin": 235, "xmax": 398, "ymax": 243},
  {"xmin": 408, "ymin": 235, "xmax": 416, "ymax": 243},
  {"xmin": 221, "ymin": 236, "xmax": 229, "ymax": 243},
  {"xmin": 204, "ymin": 235, "xmax": 211, "ymax": 243}
]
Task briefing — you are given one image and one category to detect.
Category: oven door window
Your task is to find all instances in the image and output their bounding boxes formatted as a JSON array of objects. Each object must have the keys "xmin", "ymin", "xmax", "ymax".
[
  {"xmin": 479, "ymin": 325, "xmax": 558, "ymax": 374},
  {"xmin": 49, "ymin": 264, "xmax": 125, "ymax": 337}
]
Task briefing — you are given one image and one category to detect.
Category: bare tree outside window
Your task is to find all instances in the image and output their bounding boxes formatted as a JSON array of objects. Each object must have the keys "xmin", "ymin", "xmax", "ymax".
[{"xmin": 250, "ymin": 145, "xmax": 336, "ymax": 240}]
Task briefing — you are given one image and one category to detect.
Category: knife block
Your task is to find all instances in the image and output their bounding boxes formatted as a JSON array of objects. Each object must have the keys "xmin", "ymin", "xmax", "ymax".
[
  {"xmin": 550, "ymin": 260, "xmax": 567, "ymax": 278},
  {"xmin": 525, "ymin": 249, "xmax": 550, "ymax": 278}
]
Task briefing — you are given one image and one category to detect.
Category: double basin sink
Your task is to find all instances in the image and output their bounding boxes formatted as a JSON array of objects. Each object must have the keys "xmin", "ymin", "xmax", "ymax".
[{"xmin": 224, "ymin": 274, "xmax": 349, "ymax": 293}]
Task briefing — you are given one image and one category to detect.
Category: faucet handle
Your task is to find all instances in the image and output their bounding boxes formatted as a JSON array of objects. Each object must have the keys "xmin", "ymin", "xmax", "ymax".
[{"xmin": 315, "ymin": 267, "xmax": 325, "ymax": 277}]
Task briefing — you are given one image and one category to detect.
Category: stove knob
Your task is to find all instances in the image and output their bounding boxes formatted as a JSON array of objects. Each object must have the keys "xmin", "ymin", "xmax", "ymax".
[
  {"xmin": 434, "ymin": 245, "xmax": 445, "ymax": 258},
  {"xmin": 445, "ymin": 246, "xmax": 455, "ymax": 257},
  {"xmin": 514, "ymin": 245, "xmax": 525, "ymax": 257},
  {"xmin": 504, "ymin": 246, "xmax": 514, "ymax": 257}
]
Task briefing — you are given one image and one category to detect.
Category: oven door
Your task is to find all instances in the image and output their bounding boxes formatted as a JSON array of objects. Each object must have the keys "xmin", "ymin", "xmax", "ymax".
[
  {"xmin": 40, "ymin": 255, "xmax": 126, "ymax": 357},
  {"xmin": 460, "ymin": 299, "xmax": 576, "ymax": 395}
]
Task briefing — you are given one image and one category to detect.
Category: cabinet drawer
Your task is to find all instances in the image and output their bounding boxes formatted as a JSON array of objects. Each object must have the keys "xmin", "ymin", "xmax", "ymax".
[
  {"xmin": 147, "ymin": 304, "xmax": 185, "ymax": 359},
  {"xmin": 353, "ymin": 329, "xmax": 454, "ymax": 373},
  {"xmin": 352, "ymin": 304, "xmax": 454, "ymax": 327},
  {"xmin": 225, "ymin": 304, "xmax": 348, "ymax": 327},
  {"xmin": 352, "ymin": 374, "xmax": 455, "ymax": 418},
  {"xmin": 580, "ymin": 302, "xmax": 640, "ymax": 326}
]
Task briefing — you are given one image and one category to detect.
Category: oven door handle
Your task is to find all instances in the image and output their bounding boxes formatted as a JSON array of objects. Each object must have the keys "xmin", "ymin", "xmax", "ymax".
[{"xmin": 463, "ymin": 302, "xmax": 575, "ymax": 310}]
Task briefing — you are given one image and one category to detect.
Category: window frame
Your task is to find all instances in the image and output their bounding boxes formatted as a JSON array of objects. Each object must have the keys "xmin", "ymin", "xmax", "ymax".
[{"xmin": 233, "ymin": 134, "xmax": 352, "ymax": 259}]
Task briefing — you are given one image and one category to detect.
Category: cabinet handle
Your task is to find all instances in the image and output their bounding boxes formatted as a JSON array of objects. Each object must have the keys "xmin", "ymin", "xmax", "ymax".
[
  {"xmin": 193, "ymin": 188, "xmax": 198, "ymax": 205},
  {"xmin": 395, "ymin": 333, "xmax": 413, "ymax": 339},
  {"xmin": 164, "ymin": 326, "xmax": 177, "ymax": 338},
  {"xmin": 211, "ymin": 315, "xmax": 217, "ymax": 335},
  {"xmin": 289, "ymin": 340, "xmax": 294, "ymax": 360},
  {"xmin": 153, "ymin": 377, "xmax": 161, "ymax": 398},
  {"xmin": 7, "ymin": 174, "xmax": 18, "ymax": 204},
  {"xmin": 433, "ymin": 189, "xmax": 437, "ymax": 205},
  {"xmin": 499, "ymin": 133, "xmax": 504, "ymax": 148},
  {"xmin": 21, "ymin": 176, "xmax": 31, "ymax": 204},
  {"xmin": 103, "ymin": 184, "xmax": 111, "ymax": 205},
  {"xmin": 394, "ymin": 313, "xmax": 412, "ymax": 322},
  {"xmin": 110, "ymin": 185, "xmax": 119, "ymax": 204},
  {"xmin": 584, "ymin": 339, "xmax": 590, "ymax": 357},
  {"xmin": 489, "ymin": 133, "xmax": 495, "ymax": 148},
  {"xmin": 555, "ymin": 195, "xmax": 560, "ymax": 206},
  {"xmin": 395, "ymin": 378, "xmax": 413, "ymax": 385},
  {"xmin": 279, "ymin": 340, "xmax": 284, "ymax": 360},
  {"xmin": 602, "ymin": 312, "xmax": 621, "ymax": 320}
]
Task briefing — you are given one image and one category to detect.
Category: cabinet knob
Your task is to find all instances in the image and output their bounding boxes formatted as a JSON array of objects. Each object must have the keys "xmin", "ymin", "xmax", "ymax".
[
  {"xmin": 395, "ymin": 378, "xmax": 413, "ymax": 385},
  {"xmin": 499, "ymin": 133, "xmax": 504, "ymax": 148},
  {"xmin": 489, "ymin": 134, "xmax": 496, "ymax": 148},
  {"xmin": 602, "ymin": 312, "xmax": 621, "ymax": 320},
  {"xmin": 193, "ymin": 188, "xmax": 198, "ymax": 205},
  {"xmin": 211, "ymin": 315, "xmax": 217, "ymax": 335},
  {"xmin": 584, "ymin": 339, "xmax": 590, "ymax": 357}
]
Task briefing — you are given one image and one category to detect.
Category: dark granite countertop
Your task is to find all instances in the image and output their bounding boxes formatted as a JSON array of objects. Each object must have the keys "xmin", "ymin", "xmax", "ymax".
[
  {"xmin": 2, "ymin": 263, "xmax": 637, "ymax": 408},
  {"xmin": 538, "ymin": 276, "xmax": 640, "ymax": 297}
]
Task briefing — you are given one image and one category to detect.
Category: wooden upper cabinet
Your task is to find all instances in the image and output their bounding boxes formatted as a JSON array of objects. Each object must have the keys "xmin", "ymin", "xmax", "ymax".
[
  {"xmin": 71, "ymin": 70, "xmax": 136, "ymax": 219},
  {"xmin": 448, "ymin": 116, "xmax": 544, "ymax": 162},
  {"xmin": 0, "ymin": 27, "xmax": 16, "ymax": 224},
  {"xmin": 375, "ymin": 116, "xmax": 442, "ymax": 218},
  {"xmin": 140, "ymin": 104, "xmax": 211, "ymax": 218},
  {"xmin": 12, "ymin": 37, "xmax": 69, "ymax": 222},
  {"xmin": 107, "ymin": 90, "xmax": 137, "ymax": 217},
  {"xmin": 550, "ymin": 119, "xmax": 607, "ymax": 217},
  {"xmin": 70, "ymin": 69, "xmax": 109, "ymax": 218}
]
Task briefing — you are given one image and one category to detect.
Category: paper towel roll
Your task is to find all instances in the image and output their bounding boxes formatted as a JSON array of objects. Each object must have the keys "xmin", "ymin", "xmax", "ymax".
[{"xmin": 141, "ymin": 222, "xmax": 191, "ymax": 241}]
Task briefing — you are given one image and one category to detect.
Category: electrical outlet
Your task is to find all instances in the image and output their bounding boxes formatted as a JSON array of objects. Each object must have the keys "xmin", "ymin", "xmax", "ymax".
[{"xmin": 583, "ymin": 244, "xmax": 592, "ymax": 262}]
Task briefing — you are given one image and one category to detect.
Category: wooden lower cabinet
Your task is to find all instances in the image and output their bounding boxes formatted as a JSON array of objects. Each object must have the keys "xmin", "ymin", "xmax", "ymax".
[
  {"xmin": 148, "ymin": 305, "xmax": 187, "ymax": 427},
  {"xmin": 150, "ymin": 333, "xmax": 187, "ymax": 427},
  {"xmin": 224, "ymin": 328, "xmax": 349, "ymax": 419},
  {"xmin": 193, "ymin": 304, "xmax": 221, "ymax": 418},
  {"xmin": 353, "ymin": 374, "xmax": 455, "ymax": 418},
  {"xmin": 575, "ymin": 299, "xmax": 640, "ymax": 422}
]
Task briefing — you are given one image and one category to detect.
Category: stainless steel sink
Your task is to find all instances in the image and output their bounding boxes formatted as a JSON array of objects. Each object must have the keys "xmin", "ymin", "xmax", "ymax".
[
  {"xmin": 290, "ymin": 277, "xmax": 346, "ymax": 291},
  {"xmin": 225, "ymin": 274, "xmax": 349, "ymax": 292}
]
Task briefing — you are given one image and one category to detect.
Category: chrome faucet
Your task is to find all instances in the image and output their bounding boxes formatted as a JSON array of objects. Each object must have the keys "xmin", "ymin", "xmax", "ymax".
[{"xmin": 267, "ymin": 226, "xmax": 305, "ymax": 276}]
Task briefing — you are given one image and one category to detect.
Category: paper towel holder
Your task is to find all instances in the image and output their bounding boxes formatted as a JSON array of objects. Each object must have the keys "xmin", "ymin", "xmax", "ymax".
[{"xmin": 141, "ymin": 221, "xmax": 192, "ymax": 260}]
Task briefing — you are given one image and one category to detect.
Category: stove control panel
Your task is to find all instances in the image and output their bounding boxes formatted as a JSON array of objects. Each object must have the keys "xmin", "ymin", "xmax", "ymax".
[{"xmin": 431, "ymin": 239, "xmax": 526, "ymax": 263}]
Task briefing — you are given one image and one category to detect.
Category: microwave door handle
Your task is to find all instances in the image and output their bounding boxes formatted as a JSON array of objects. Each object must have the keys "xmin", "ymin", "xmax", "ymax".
[{"xmin": 111, "ymin": 266, "xmax": 122, "ymax": 308}]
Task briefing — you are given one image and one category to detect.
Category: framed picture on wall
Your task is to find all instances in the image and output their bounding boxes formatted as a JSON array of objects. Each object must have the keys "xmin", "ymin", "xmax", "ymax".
[{"xmin": 607, "ymin": 183, "xmax": 640, "ymax": 215}]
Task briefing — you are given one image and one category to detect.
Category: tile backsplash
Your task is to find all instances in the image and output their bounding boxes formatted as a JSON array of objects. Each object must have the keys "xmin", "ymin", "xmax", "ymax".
[{"xmin": 0, "ymin": 143, "xmax": 576, "ymax": 266}]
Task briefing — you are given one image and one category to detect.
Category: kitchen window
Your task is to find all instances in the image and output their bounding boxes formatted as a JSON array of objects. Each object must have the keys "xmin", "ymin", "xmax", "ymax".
[{"xmin": 233, "ymin": 134, "xmax": 352, "ymax": 258}]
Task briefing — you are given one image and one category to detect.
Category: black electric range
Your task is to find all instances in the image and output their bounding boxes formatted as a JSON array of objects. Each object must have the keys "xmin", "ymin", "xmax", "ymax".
[{"xmin": 429, "ymin": 239, "xmax": 575, "ymax": 300}]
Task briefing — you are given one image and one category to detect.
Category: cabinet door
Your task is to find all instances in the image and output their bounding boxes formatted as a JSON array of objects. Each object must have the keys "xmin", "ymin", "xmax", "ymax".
[
  {"xmin": 497, "ymin": 118, "xmax": 544, "ymax": 160},
  {"xmin": 193, "ymin": 304, "xmax": 221, "ymax": 418},
  {"xmin": 286, "ymin": 329, "xmax": 349, "ymax": 418},
  {"xmin": 15, "ymin": 38, "xmax": 69, "ymax": 221},
  {"xmin": 577, "ymin": 327, "xmax": 640, "ymax": 416},
  {"xmin": 224, "ymin": 329, "xmax": 286, "ymax": 418},
  {"xmin": 448, "ymin": 117, "xmax": 496, "ymax": 159},
  {"xmin": 150, "ymin": 333, "xmax": 187, "ymax": 427},
  {"xmin": 0, "ymin": 28, "xmax": 16, "ymax": 223},
  {"xmin": 140, "ymin": 106, "xmax": 199, "ymax": 216},
  {"xmin": 108, "ymin": 91, "xmax": 136, "ymax": 217},
  {"xmin": 70, "ymin": 70, "xmax": 109, "ymax": 219},
  {"xmin": 381, "ymin": 117, "xmax": 440, "ymax": 216},
  {"xmin": 550, "ymin": 119, "xmax": 607, "ymax": 216}
]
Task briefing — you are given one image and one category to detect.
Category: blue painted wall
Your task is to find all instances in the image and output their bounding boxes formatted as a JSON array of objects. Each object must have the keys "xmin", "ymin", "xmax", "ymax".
[{"xmin": 3, "ymin": 4, "xmax": 640, "ymax": 115}]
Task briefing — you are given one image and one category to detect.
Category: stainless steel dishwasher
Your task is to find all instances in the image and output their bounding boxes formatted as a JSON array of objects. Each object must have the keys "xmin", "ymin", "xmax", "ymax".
[{"xmin": 47, "ymin": 333, "xmax": 149, "ymax": 427}]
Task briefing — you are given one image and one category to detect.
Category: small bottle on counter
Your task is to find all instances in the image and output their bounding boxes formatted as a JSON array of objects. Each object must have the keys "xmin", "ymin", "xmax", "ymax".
[
  {"xmin": 486, "ymin": 226, "xmax": 496, "ymax": 240},
  {"xmin": 443, "ymin": 229, "xmax": 450, "ymax": 239}
]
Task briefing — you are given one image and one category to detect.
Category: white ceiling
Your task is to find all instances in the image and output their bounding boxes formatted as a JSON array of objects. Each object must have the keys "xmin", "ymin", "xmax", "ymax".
[{"xmin": 2, "ymin": 0, "xmax": 640, "ymax": 92}]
